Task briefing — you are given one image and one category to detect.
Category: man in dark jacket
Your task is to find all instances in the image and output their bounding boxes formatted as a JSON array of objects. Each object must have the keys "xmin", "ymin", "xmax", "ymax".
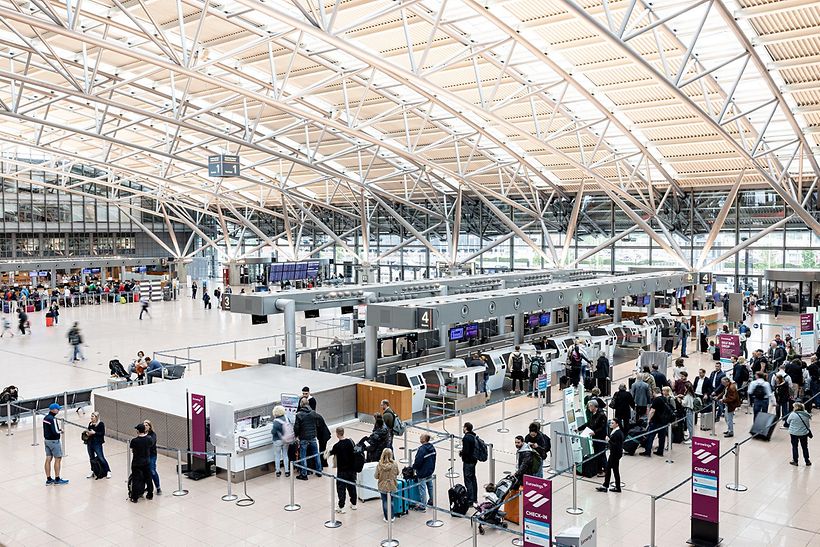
[
  {"xmin": 459, "ymin": 422, "xmax": 478, "ymax": 504},
  {"xmin": 293, "ymin": 397, "xmax": 322, "ymax": 480},
  {"xmin": 366, "ymin": 414, "xmax": 390, "ymax": 462},
  {"xmin": 640, "ymin": 388, "xmax": 673, "ymax": 457},
  {"xmin": 513, "ymin": 435, "xmax": 539, "ymax": 484},
  {"xmin": 594, "ymin": 355, "xmax": 610, "ymax": 395},
  {"xmin": 580, "ymin": 400, "xmax": 607, "ymax": 475},
  {"xmin": 412, "ymin": 433, "xmax": 436, "ymax": 508},
  {"xmin": 596, "ymin": 418, "xmax": 624, "ymax": 493},
  {"xmin": 611, "ymin": 384, "xmax": 635, "ymax": 432},
  {"xmin": 785, "ymin": 359, "xmax": 804, "ymax": 389},
  {"xmin": 650, "ymin": 364, "xmax": 668, "ymax": 390},
  {"xmin": 329, "ymin": 427, "xmax": 356, "ymax": 513},
  {"xmin": 129, "ymin": 423, "xmax": 153, "ymax": 502}
]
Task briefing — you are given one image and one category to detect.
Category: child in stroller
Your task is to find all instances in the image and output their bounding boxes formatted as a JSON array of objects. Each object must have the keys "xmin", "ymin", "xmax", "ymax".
[{"xmin": 474, "ymin": 476, "xmax": 516, "ymax": 534}]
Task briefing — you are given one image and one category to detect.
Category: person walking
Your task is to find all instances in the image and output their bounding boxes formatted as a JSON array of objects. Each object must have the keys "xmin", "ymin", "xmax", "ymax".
[
  {"xmin": 203, "ymin": 291, "xmax": 211, "ymax": 310},
  {"xmin": 374, "ymin": 448, "xmax": 399, "ymax": 522},
  {"xmin": 1, "ymin": 316, "xmax": 13, "ymax": 338},
  {"xmin": 17, "ymin": 307, "xmax": 28, "ymax": 335},
  {"xmin": 610, "ymin": 384, "xmax": 635, "ymax": 432},
  {"xmin": 49, "ymin": 302, "xmax": 60, "ymax": 325},
  {"xmin": 271, "ymin": 406, "xmax": 293, "ymax": 477},
  {"xmin": 191, "ymin": 281, "xmax": 198, "ymax": 300},
  {"xmin": 787, "ymin": 402, "xmax": 812, "ymax": 466},
  {"xmin": 129, "ymin": 424, "xmax": 153, "ymax": 502},
  {"xmin": 67, "ymin": 322, "xmax": 85, "ymax": 363},
  {"xmin": 773, "ymin": 293, "xmax": 782, "ymax": 318},
  {"xmin": 411, "ymin": 433, "xmax": 437, "ymax": 509},
  {"xmin": 143, "ymin": 420, "xmax": 161, "ymax": 494},
  {"xmin": 43, "ymin": 403, "xmax": 69, "ymax": 486},
  {"xmin": 329, "ymin": 427, "xmax": 357, "ymax": 513},
  {"xmin": 293, "ymin": 397, "xmax": 322, "ymax": 479},
  {"xmin": 721, "ymin": 377, "xmax": 740, "ymax": 438},
  {"xmin": 459, "ymin": 422, "xmax": 479, "ymax": 504},
  {"xmin": 85, "ymin": 411, "xmax": 111, "ymax": 479},
  {"xmin": 139, "ymin": 299, "xmax": 150, "ymax": 320},
  {"xmin": 748, "ymin": 372, "xmax": 773, "ymax": 419},
  {"xmin": 596, "ymin": 418, "xmax": 624, "ymax": 493}
]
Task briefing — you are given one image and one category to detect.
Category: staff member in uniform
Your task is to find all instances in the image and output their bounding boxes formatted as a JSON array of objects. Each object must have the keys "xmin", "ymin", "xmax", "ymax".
[{"xmin": 597, "ymin": 418, "xmax": 624, "ymax": 493}]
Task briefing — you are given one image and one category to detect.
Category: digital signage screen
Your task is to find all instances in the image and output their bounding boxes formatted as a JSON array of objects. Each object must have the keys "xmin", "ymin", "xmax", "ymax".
[
  {"xmin": 448, "ymin": 327, "xmax": 465, "ymax": 342},
  {"xmin": 465, "ymin": 323, "xmax": 479, "ymax": 338},
  {"xmin": 539, "ymin": 313, "xmax": 551, "ymax": 326},
  {"xmin": 527, "ymin": 314, "xmax": 540, "ymax": 327},
  {"xmin": 597, "ymin": 303, "xmax": 607, "ymax": 314}
]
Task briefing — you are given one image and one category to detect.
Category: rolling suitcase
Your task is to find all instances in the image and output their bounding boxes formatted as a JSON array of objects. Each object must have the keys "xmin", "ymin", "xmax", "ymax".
[
  {"xmin": 90, "ymin": 456, "xmax": 106, "ymax": 479},
  {"xmin": 392, "ymin": 478, "xmax": 413, "ymax": 517},
  {"xmin": 357, "ymin": 461, "xmax": 380, "ymax": 501},
  {"xmin": 623, "ymin": 425, "xmax": 644, "ymax": 455},
  {"xmin": 45, "ymin": 316, "xmax": 54, "ymax": 327},
  {"xmin": 699, "ymin": 408, "xmax": 714, "ymax": 431},
  {"xmin": 750, "ymin": 411, "xmax": 777, "ymax": 441},
  {"xmin": 448, "ymin": 483, "xmax": 470, "ymax": 515}
]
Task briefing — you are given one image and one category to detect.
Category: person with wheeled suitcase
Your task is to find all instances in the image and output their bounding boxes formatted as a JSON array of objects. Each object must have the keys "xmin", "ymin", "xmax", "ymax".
[
  {"xmin": 129, "ymin": 424, "xmax": 153, "ymax": 502},
  {"xmin": 748, "ymin": 372, "xmax": 773, "ymax": 419},
  {"xmin": 374, "ymin": 448, "xmax": 399, "ymax": 522},
  {"xmin": 84, "ymin": 412, "xmax": 111, "ymax": 480}
]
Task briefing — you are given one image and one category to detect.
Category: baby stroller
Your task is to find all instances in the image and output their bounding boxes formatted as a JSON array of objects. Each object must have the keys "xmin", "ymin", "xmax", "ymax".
[{"xmin": 474, "ymin": 475, "xmax": 517, "ymax": 534}]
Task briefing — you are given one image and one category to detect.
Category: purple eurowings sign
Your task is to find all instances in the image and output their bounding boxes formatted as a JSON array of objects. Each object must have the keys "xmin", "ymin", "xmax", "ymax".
[
  {"xmin": 523, "ymin": 475, "xmax": 552, "ymax": 547},
  {"xmin": 190, "ymin": 393, "xmax": 206, "ymax": 460},
  {"xmin": 691, "ymin": 437, "xmax": 719, "ymax": 524}
]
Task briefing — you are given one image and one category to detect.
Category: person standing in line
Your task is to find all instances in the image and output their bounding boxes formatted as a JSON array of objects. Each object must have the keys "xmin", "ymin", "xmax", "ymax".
[
  {"xmin": 787, "ymin": 402, "xmax": 812, "ymax": 466},
  {"xmin": 748, "ymin": 372, "xmax": 773, "ymax": 419},
  {"xmin": 596, "ymin": 418, "xmax": 624, "ymax": 493},
  {"xmin": 43, "ymin": 403, "xmax": 69, "ymax": 486},
  {"xmin": 293, "ymin": 397, "xmax": 322, "ymax": 479},
  {"xmin": 365, "ymin": 414, "xmax": 390, "ymax": 463},
  {"xmin": 412, "ymin": 433, "xmax": 437, "ymax": 509},
  {"xmin": 49, "ymin": 302, "xmax": 60, "ymax": 325},
  {"xmin": 508, "ymin": 346, "xmax": 526, "ymax": 394},
  {"xmin": 630, "ymin": 374, "xmax": 651, "ymax": 421},
  {"xmin": 129, "ymin": 424, "xmax": 153, "ymax": 502},
  {"xmin": 67, "ymin": 322, "xmax": 85, "ymax": 363},
  {"xmin": 610, "ymin": 384, "xmax": 635, "ymax": 433},
  {"xmin": 329, "ymin": 427, "xmax": 357, "ymax": 513},
  {"xmin": 380, "ymin": 399, "xmax": 398, "ymax": 450},
  {"xmin": 528, "ymin": 350, "xmax": 546, "ymax": 397},
  {"xmin": 139, "ymin": 299, "xmax": 150, "ymax": 320},
  {"xmin": 579, "ymin": 400, "xmax": 607, "ymax": 476},
  {"xmin": 512, "ymin": 435, "xmax": 541, "ymax": 485},
  {"xmin": 773, "ymin": 374, "xmax": 793, "ymax": 428},
  {"xmin": 679, "ymin": 382, "xmax": 698, "ymax": 444},
  {"xmin": 143, "ymin": 420, "xmax": 161, "ymax": 494},
  {"xmin": 459, "ymin": 422, "xmax": 479, "ymax": 504},
  {"xmin": 191, "ymin": 281, "xmax": 198, "ymax": 300},
  {"xmin": 271, "ymin": 406, "xmax": 292, "ymax": 477},
  {"xmin": 721, "ymin": 377, "xmax": 740, "ymax": 438},
  {"xmin": 85, "ymin": 411, "xmax": 111, "ymax": 479},
  {"xmin": 374, "ymin": 448, "xmax": 400, "ymax": 522},
  {"xmin": 700, "ymin": 322, "xmax": 710, "ymax": 353},
  {"xmin": 640, "ymin": 388, "xmax": 673, "ymax": 457},
  {"xmin": 301, "ymin": 386, "xmax": 317, "ymax": 410}
]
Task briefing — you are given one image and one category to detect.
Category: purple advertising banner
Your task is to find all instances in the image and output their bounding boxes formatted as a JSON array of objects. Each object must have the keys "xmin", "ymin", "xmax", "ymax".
[
  {"xmin": 190, "ymin": 393, "xmax": 206, "ymax": 461},
  {"xmin": 691, "ymin": 437, "xmax": 720, "ymax": 524},
  {"xmin": 801, "ymin": 313, "xmax": 814, "ymax": 336},
  {"xmin": 718, "ymin": 334, "xmax": 739, "ymax": 371},
  {"xmin": 523, "ymin": 475, "xmax": 552, "ymax": 547}
]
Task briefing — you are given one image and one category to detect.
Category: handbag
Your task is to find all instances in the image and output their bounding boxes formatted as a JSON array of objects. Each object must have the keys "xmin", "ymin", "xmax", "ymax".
[
  {"xmin": 796, "ymin": 413, "xmax": 813, "ymax": 439},
  {"xmin": 81, "ymin": 430, "xmax": 91, "ymax": 444}
]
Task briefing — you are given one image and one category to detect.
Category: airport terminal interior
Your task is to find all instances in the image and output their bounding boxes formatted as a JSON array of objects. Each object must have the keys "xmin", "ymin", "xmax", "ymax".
[{"xmin": 1, "ymin": 0, "xmax": 820, "ymax": 546}]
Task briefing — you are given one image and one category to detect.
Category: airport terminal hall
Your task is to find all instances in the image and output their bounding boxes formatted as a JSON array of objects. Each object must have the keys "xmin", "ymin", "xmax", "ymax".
[{"xmin": 4, "ymin": 1, "xmax": 820, "ymax": 547}]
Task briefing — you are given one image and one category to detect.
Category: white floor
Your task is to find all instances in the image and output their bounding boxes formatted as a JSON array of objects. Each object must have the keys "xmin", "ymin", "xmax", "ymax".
[{"xmin": 1, "ymin": 304, "xmax": 819, "ymax": 546}]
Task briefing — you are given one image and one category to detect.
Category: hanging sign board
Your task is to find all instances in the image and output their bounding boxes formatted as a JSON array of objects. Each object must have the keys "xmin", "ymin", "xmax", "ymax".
[{"xmin": 208, "ymin": 155, "xmax": 240, "ymax": 177}]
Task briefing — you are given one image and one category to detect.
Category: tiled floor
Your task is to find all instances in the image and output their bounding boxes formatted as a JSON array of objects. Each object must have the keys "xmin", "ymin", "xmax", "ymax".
[{"xmin": 1, "ymin": 303, "xmax": 818, "ymax": 546}]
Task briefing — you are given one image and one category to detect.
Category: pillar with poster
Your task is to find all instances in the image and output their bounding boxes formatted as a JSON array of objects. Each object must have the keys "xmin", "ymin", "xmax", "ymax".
[
  {"xmin": 690, "ymin": 437, "xmax": 721, "ymax": 546},
  {"xmin": 717, "ymin": 334, "xmax": 740, "ymax": 373},
  {"xmin": 186, "ymin": 391, "xmax": 213, "ymax": 479}
]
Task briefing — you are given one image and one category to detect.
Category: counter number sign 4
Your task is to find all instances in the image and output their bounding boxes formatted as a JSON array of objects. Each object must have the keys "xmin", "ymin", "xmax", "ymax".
[{"xmin": 416, "ymin": 307, "xmax": 436, "ymax": 329}]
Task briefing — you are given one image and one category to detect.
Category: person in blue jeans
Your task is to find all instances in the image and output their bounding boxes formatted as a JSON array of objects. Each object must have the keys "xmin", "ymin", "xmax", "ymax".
[
  {"xmin": 293, "ymin": 397, "xmax": 323, "ymax": 480},
  {"xmin": 374, "ymin": 448, "xmax": 399, "ymax": 522},
  {"xmin": 85, "ymin": 412, "xmax": 111, "ymax": 479},
  {"xmin": 144, "ymin": 420, "xmax": 161, "ymax": 494},
  {"xmin": 459, "ymin": 422, "xmax": 479, "ymax": 504},
  {"xmin": 411, "ymin": 433, "xmax": 437, "ymax": 508}
]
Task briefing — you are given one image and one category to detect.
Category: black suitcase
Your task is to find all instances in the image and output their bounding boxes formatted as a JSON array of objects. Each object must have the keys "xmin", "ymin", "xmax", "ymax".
[
  {"xmin": 664, "ymin": 339, "xmax": 674, "ymax": 353},
  {"xmin": 750, "ymin": 411, "xmax": 777, "ymax": 441},
  {"xmin": 623, "ymin": 426, "xmax": 645, "ymax": 455},
  {"xmin": 90, "ymin": 456, "xmax": 106, "ymax": 479},
  {"xmin": 448, "ymin": 483, "xmax": 470, "ymax": 515},
  {"xmin": 672, "ymin": 422, "xmax": 685, "ymax": 444},
  {"xmin": 128, "ymin": 469, "xmax": 145, "ymax": 501}
]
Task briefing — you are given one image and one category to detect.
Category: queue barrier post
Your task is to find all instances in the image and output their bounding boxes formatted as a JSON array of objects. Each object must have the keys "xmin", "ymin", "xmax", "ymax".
[
  {"xmin": 126, "ymin": 444, "xmax": 131, "ymax": 485},
  {"xmin": 457, "ymin": 411, "xmax": 463, "ymax": 449},
  {"xmin": 221, "ymin": 454, "xmax": 238, "ymax": 501},
  {"xmin": 497, "ymin": 397, "xmax": 509, "ymax": 433},
  {"xmin": 726, "ymin": 442, "xmax": 748, "ymax": 492},
  {"xmin": 566, "ymin": 463, "xmax": 583, "ymax": 515},
  {"xmin": 173, "ymin": 450, "xmax": 188, "ymax": 496},
  {"xmin": 426, "ymin": 474, "xmax": 444, "ymax": 528},
  {"xmin": 511, "ymin": 533, "xmax": 524, "ymax": 546},
  {"xmin": 284, "ymin": 460, "xmax": 301, "ymax": 511},
  {"xmin": 324, "ymin": 475, "xmax": 342, "ymax": 528},
  {"xmin": 4, "ymin": 402, "xmax": 10, "ymax": 436},
  {"xmin": 425, "ymin": 405, "xmax": 430, "ymax": 425},
  {"xmin": 31, "ymin": 409, "xmax": 38, "ymax": 446},
  {"xmin": 400, "ymin": 429, "xmax": 410, "ymax": 465},
  {"xmin": 381, "ymin": 491, "xmax": 399, "ymax": 547},
  {"xmin": 235, "ymin": 453, "xmax": 254, "ymax": 506},
  {"xmin": 471, "ymin": 516, "xmax": 479, "ymax": 547},
  {"xmin": 488, "ymin": 443, "xmax": 496, "ymax": 484},
  {"xmin": 446, "ymin": 435, "xmax": 460, "ymax": 479},
  {"xmin": 665, "ymin": 424, "xmax": 674, "ymax": 464},
  {"xmin": 645, "ymin": 495, "xmax": 657, "ymax": 547},
  {"xmin": 710, "ymin": 406, "xmax": 717, "ymax": 438}
]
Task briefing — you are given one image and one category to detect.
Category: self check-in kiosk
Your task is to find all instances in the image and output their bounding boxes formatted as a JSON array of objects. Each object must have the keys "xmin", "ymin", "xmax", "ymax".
[{"xmin": 397, "ymin": 359, "xmax": 487, "ymax": 413}]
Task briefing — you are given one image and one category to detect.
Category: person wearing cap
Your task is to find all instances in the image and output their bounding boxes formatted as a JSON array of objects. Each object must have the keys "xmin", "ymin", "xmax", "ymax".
[
  {"xmin": 43, "ymin": 403, "xmax": 68, "ymax": 485},
  {"xmin": 301, "ymin": 386, "xmax": 317, "ymax": 411},
  {"xmin": 129, "ymin": 424, "xmax": 154, "ymax": 502}
]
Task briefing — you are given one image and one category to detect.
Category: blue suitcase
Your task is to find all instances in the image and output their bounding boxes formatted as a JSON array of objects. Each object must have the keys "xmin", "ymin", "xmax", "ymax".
[{"xmin": 393, "ymin": 478, "xmax": 418, "ymax": 517}]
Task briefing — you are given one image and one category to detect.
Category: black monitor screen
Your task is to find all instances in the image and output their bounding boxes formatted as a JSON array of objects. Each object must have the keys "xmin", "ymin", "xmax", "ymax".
[
  {"xmin": 465, "ymin": 323, "xmax": 479, "ymax": 338},
  {"xmin": 448, "ymin": 327, "xmax": 465, "ymax": 342},
  {"xmin": 251, "ymin": 314, "xmax": 268, "ymax": 325},
  {"xmin": 597, "ymin": 303, "xmax": 607, "ymax": 314},
  {"xmin": 539, "ymin": 313, "xmax": 551, "ymax": 326},
  {"xmin": 340, "ymin": 305, "xmax": 354, "ymax": 315},
  {"xmin": 304, "ymin": 309, "xmax": 320, "ymax": 319}
]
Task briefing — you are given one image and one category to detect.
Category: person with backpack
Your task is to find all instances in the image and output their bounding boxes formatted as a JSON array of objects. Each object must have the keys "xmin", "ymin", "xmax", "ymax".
[
  {"xmin": 508, "ymin": 346, "xmax": 526, "ymax": 394},
  {"xmin": 129, "ymin": 423, "xmax": 153, "ymax": 502},
  {"xmin": 459, "ymin": 422, "xmax": 479, "ymax": 504},
  {"xmin": 293, "ymin": 397, "xmax": 322, "ymax": 480},
  {"xmin": 67, "ymin": 322, "xmax": 84, "ymax": 363},
  {"xmin": 271, "ymin": 406, "xmax": 294, "ymax": 477},
  {"xmin": 411, "ymin": 433, "xmax": 437, "ymax": 509},
  {"xmin": 84, "ymin": 411, "xmax": 111, "ymax": 480},
  {"xmin": 640, "ymin": 387, "xmax": 675, "ymax": 457},
  {"xmin": 773, "ymin": 293, "xmax": 782, "ymax": 318},
  {"xmin": 380, "ymin": 399, "xmax": 404, "ymax": 450},
  {"xmin": 528, "ymin": 350, "xmax": 546, "ymax": 397},
  {"xmin": 524, "ymin": 422, "xmax": 550, "ymax": 470},
  {"xmin": 596, "ymin": 418, "xmax": 624, "ymax": 493},
  {"xmin": 748, "ymin": 372, "xmax": 773, "ymax": 419},
  {"xmin": 773, "ymin": 374, "xmax": 792, "ymax": 427},
  {"xmin": 513, "ymin": 435, "xmax": 542, "ymax": 485},
  {"xmin": 738, "ymin": 324, "xmax": 751, "ymax": 359},
  {"xmin": 202, "ymin": 291, "xmax": 212, "ymax": 309},
  {"xmin": 567, "ymin": 341, "xmax": 591, "ymax": 387},
  {"xmin": 366, "ymin": 414, "xmax": 390, "ymax": 463},
  {"xmin": 329, "ymin": 426, "xmax": 357, "ymax": 513}
]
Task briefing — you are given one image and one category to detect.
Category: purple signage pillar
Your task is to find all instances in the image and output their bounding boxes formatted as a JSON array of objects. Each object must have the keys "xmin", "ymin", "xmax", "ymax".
[
  {"xmin": 690, "ymin": 436, "xmax": 721, "ymax": 546},
  {"xmin": 190, "ymin": 393, "xmax": 206, "ymax": 461},
  {"xmin": 523, "ymin": 475, "xmax": 552, "ymax": 547}
]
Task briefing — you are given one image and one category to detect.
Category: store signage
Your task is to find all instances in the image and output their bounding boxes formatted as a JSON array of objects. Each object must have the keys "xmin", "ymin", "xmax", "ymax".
[
  {"xmin": 208, "ymin": 154, "xmax": 240, "ymax": 177},
  {"xmin": 717, "ymin": 334, "xmax": 739, "ymax": 372},
  {"xmin": 190, "ymin": 393, "xmax": 207, "ymax": 460},
  {"xmin": 523, "ymin": 475, "xmax": 552, "ymax": 546},
  {"xmin": 281, "ymin": 393, "xmax": 300, "ymax": 421},
  {"xmin": 690, "ymin": 437, "xmax": 720, "ymax": 545}
]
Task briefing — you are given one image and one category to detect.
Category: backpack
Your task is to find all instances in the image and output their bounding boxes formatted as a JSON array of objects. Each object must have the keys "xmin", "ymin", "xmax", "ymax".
[
  {"xmin": 473, "ymin": 436, "xmax": 488, "ymax": 462},
  {"xmin": 352, "ymin": 444, "xmax": 366, "ymax": 473},
  {"xmin": 386, "ymin": 409, "xmax": 406, "ymax": 436},
  {"xmin": 511, "ymin": 353, "xmax": 524, "ymax": 372},
  {"xmin": 277, "ymin": 418, "xmax": 296, "ymax": 444},
  {"xmin": 529, "ymin": 451, "xmax": 543, "ymax": 475},
  {"xmin": 752, "ymin": 383, "xmax": 767, "ymax": 401},
  {"xmin": 570, "ymin": 346, "xmax": 583, "ymax": 363},
  {"xmin": 529, "ymin": 356, "xmax": 544, "ymax": 376}
]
